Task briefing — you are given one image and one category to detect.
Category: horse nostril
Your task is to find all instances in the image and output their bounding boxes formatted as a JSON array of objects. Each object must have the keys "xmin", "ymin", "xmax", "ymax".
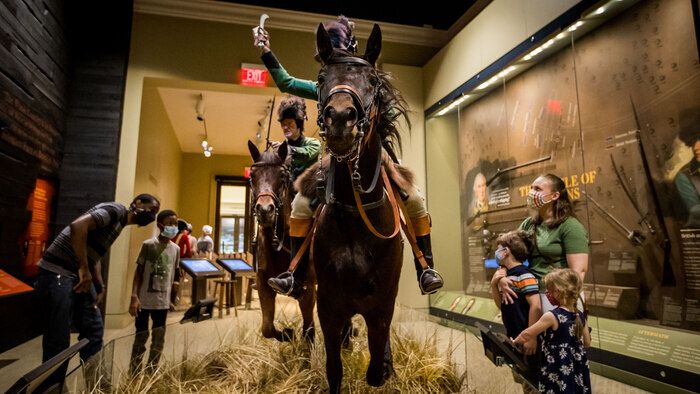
[
  {"xmin": 345, "ymin": 107, "xmax": 357, "ymax": 127},
  {"xmin": 324, "ymin": 106, "xmax": 335, "ymax": 125}
]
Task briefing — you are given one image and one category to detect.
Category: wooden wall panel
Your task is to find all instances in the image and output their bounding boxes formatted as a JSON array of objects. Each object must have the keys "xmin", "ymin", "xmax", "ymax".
[{"xmin": 0, "ymin": 0, "xmax": 133, "ymax": 352}]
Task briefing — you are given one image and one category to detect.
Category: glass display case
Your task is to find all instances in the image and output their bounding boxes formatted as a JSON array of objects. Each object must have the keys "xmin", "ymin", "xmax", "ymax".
[{"xmin": 426, "ymin": 0, "xmax": 700, "ymax": 391}]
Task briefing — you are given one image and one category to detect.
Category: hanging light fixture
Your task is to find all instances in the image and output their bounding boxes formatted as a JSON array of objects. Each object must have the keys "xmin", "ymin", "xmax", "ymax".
[{"xmin": 197, "ymin": 93, "xmax": 213, "ymax": 158}]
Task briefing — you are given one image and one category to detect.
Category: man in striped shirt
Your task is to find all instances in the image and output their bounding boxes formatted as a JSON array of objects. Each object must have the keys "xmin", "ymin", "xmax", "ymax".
[
  {"xmin": 490, "ymin": 230, "xmax": 542, "ymax": 355},
  {"xmin": 34, "ymin": 194, "xmax": 160, "ymax": 377}
]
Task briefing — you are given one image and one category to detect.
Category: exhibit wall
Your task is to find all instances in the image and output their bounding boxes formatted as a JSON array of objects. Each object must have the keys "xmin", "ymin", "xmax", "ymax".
[
  {"xmin": 423, "ymin": 0, "xmax": 581, "ymax": 109},
  {"xmin": 427, "ymin": 0, "xmax": 700, "ymax": 391},
  {"xmin": 111, "ymin": 80, "xmax": 185, "ymax": 325},
  {"xmin": 425, "ymin": 111, "xmax": 464, "ymax": 293}
]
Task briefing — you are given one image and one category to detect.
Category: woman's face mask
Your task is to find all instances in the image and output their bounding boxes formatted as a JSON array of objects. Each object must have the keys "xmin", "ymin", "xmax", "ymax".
[
  {"xmin": 527, "ymin": 189, "xmax": 554, "ymax": 209},
  {"xmin": 161, "ymin": 225, "xmax": 178, "ymax": 239}
]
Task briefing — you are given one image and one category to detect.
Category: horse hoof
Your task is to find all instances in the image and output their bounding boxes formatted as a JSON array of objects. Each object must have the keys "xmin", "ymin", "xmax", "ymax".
[
  {"xmin": 281, "ymin": 328, "xmax": 294, "ymax": 341},
  {"xmin": 383, "ymin": 361, "xmax": 396, "ymax": 381},
  {"xmin": 366, "ymin": 369, "xmax": 386, "ymax": 387}
]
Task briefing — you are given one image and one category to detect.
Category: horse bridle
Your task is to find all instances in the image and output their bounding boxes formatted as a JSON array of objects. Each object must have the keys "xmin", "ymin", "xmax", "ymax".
[
  {"xmin": 249, "ymin": 161, "xmax": 290, "ymax": 251},
  {"xmin": 316, "ymin": 55, "xmax": 384, "ymax": 203},
  {"xmin": 316, "ymin": 56, "xmax": 382, "ymax": 162}
]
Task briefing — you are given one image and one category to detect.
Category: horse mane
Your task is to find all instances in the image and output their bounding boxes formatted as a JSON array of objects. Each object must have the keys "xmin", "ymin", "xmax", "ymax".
[{"xmin": 375, "ymin": 69, "xmax": 410, "ymax": 162}]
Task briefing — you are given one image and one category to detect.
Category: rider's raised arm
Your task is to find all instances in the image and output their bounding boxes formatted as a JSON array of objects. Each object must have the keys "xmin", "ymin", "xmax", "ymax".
[{"xmin": 261, "ymin": 51, "xmax": 318, "ymax": 101}]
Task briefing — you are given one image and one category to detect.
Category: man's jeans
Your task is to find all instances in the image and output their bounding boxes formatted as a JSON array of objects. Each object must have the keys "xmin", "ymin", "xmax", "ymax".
[{"xmin": 35, "ymin": 268, "xmax": 104, "ymax": 364}]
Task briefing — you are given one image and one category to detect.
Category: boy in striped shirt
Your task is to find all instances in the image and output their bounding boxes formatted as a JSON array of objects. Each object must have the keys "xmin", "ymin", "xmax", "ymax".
[{"xmin": 490, "ymin": 230, "xmax": 542, "ymax": 355}]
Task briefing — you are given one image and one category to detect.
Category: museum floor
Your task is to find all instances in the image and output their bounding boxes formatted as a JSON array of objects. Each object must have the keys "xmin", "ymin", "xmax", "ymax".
[{"xmin": 0, "ymin": 293, "xmax": 649, "ymax": 393}]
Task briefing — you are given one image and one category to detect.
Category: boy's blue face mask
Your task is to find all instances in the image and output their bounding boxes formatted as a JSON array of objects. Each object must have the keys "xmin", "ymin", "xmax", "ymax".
[
  {"xmin": 494, "ymin": 247, "xmax": 507, "ymax": 265},
  {"xmin": 161, "ymin": 225, "xmax": 178, "ymax": 239}
]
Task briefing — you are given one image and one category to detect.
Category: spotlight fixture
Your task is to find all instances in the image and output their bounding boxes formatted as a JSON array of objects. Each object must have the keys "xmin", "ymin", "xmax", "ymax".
[{"xmin": 195, "ymin": 93, "xmax": 205, "ymax": 121}]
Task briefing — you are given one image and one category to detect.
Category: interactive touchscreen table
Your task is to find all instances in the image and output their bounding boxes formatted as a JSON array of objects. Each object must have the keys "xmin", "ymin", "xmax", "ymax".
[
  {"xmin": 180, "ymin": 258, "xmax": 223, "ymax": 304},
  {"xmin": 216, "ymin": 258, "xmax": 255, "ymax": 307},
  {"xmin": 217, "ymin": 258, "xmax": 254, "ymax": 274}
]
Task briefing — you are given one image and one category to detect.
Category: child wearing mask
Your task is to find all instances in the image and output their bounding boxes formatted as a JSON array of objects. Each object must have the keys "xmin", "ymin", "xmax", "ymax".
[
  {"xmin": 514, "ymin": 268, "xmax": 591, "ymax": 393},
  {"xmin": 128, "ymin": 209, "xmax": 180, "ymax": 374},
  {"xmin": 490, "ymin": 230, "xmax": 542, "ymax": 353},
  {"xmin": 490, "ymin": 230, "xmax": 542, "ymax": 392}
]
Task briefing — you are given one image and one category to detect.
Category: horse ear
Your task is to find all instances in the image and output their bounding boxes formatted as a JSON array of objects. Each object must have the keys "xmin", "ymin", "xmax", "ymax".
[
  {"xmin": 316, "ymin": 23, "xmax": 333, "ymax": 63},
  {"xmin": 248, "ymin": 140, "xmax": 261, "ymax": 162},
  {"xmin": 365, "ymin": 24, "xmax": 382, "ymax": 66},
  {"xmin": 277, "ymin": 140, "xmax": 288, "ymax": 162}
]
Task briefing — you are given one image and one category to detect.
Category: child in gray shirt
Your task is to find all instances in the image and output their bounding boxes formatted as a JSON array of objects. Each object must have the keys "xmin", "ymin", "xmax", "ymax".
[{"xmin": 128, "ymin": 209, "xmax": 180, "ymax": 374}]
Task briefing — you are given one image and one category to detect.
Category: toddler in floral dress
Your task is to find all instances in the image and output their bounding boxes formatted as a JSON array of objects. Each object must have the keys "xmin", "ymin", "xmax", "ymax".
[{"xmin": 514, "ymin": 268, "xmax": 592, "ymax": 393}]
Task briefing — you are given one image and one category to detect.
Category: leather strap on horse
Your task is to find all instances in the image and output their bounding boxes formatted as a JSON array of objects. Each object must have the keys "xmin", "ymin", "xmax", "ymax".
[
  {"xmin": 288, "ymin": 204, "xmax": 324, "ymax": 272},
  {"xmin": 351, "ymin": 165, "xmax": 401, "ymax": 239},
  {"xmin": 394, "ymin": 188, "xmax": 430, "ymax": 270}
]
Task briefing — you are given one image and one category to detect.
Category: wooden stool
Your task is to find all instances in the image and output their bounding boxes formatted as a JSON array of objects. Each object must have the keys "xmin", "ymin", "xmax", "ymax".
[{"xmin": 213, "ymin": 279, "xmax": 238, "ymax": 318}]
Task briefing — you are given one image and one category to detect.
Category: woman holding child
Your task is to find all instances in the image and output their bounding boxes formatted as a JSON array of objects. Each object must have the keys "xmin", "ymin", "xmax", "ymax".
[
  {"xmin": 492, "ymin": 173, "xmax": 592, "ymax": 392},
  {"xmin": 495, "ymin": 173, "xmax": 589, "ymax": 312}
]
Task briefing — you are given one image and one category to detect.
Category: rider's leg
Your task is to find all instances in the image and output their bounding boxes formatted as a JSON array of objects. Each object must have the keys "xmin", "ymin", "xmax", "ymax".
[
  {"xmin": 404, "ymin": 186, "xmax": 444, "ymax": 294},
  {"xmin": 267, "ymin": 193, "xmax": 313, "ymax": 299}
]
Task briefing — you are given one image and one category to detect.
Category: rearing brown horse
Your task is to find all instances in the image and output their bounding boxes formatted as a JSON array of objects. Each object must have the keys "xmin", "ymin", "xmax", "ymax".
[
  {"xmin": 248, "ymin": 140, "xmax": 316, "ymax": 343},
  {"xmin": 295, "ymin": 24, "xmax": 412, "ymax": 392}
]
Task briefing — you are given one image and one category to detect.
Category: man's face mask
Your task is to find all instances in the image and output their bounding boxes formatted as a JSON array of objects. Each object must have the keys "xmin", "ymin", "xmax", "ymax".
[{"xmin": 133, "ymin": 207, "xmax": 156, "ymax": 227}]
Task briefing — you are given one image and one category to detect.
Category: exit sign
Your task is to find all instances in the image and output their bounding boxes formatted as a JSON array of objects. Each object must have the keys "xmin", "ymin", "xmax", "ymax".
[{"xmin": 240, "ymin": 63, "xmax": 267, "ymax": 87}]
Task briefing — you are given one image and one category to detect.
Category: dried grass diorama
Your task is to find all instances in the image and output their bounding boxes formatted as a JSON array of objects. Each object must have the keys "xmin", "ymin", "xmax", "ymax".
[{"xmin": 94, "ymin": 312, "xmax": 467, "ymax": 393}]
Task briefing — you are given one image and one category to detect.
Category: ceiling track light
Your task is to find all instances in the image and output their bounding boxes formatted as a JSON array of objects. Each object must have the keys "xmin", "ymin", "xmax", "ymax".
[{"xmin": 198, "ymin": 101, "xmax": 213, "ymax": 158}]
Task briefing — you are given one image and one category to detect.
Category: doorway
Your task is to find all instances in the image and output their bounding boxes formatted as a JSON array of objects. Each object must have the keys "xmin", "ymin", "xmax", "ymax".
[{"xmin": 214, "ymin": 176, "xmax": 251, "ymax": 255}]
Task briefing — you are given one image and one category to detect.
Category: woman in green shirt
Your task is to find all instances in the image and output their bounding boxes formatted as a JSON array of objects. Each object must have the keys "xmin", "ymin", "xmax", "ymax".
[{"xmin": 495, "ymin": 174, "xmax": 589, "ymax": 311}]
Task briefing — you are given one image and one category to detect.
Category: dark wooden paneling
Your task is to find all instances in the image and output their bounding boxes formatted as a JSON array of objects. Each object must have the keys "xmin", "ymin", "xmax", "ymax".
[
  {"xmin": 0, "ymin": 0, "xmax": 69, "ymax": 353},
  {"xmin": 0, "ymin": 0, "xmax": 134, "ymax": 352},
  {"xmin": 55, "ymin": 1, "xmax": 134, "ymax": 298}
]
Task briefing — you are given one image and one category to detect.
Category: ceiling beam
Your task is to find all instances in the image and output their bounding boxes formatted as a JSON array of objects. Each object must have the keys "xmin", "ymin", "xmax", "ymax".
[{"xmin": 134, "ymin": 0, "xmax": 450, "ymax": 47}]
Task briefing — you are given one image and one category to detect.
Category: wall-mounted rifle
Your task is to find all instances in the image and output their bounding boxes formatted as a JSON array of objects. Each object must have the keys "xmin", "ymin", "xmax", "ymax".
[
  {"xmin": 630, "ymin": 97, "xmax": 675, "ymax": 286},
  {"xmin": 610, "ymin": 154, "xmax": 655, "ymax": 235},
  {"xmin": 582, "ymin": 190, "xmax": 645, "ymax": 246}
]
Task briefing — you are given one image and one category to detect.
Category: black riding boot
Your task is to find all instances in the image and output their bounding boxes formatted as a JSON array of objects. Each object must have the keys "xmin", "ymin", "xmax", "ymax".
[
  {"xmin": 268, "ymin": 236, "xmax": 308, "ymax": 299},
  {"xmin": 414, "ymin": 234, "xmax": 444, "ymax": 294}
]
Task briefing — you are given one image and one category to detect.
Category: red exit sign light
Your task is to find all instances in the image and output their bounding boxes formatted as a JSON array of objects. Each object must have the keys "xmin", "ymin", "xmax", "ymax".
[{"xmin": 240, "ymin": 67, "xmax": 267, "ymax": 87}]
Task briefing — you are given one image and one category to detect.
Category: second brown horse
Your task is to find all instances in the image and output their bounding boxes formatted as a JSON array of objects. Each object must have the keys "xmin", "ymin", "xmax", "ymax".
[{"xmin": 248, "ymin": 140, "xmax": 316, "ymax": 343}]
